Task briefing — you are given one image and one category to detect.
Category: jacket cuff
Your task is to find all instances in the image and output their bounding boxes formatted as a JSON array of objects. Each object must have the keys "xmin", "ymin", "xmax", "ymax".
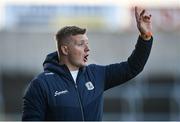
[{"xmin": 138, "ymin": 35, "xmax": 153, "ymax": 46}]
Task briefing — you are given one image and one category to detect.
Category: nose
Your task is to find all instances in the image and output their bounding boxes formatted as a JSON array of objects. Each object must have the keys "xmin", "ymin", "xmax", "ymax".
[{"xmin": 85, "ymin": 43, "xmax": 90, "ymax": 52}]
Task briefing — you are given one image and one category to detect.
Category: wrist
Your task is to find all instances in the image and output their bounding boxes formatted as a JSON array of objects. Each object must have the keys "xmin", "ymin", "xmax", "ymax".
[{"xmin": 140, "ymin": 32, "xmax": 152, "ymax": 41}]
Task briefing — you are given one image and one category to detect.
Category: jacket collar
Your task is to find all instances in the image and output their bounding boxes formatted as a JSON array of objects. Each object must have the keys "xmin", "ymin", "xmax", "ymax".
[{"xmin": 43, "ymin": 51, "xmax": 86, "ymax": 77}]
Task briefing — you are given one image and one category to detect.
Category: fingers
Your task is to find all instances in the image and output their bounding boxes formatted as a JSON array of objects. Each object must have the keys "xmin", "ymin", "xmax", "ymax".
[
  {"xmin": 135, "ymin": 7, "xmax": 146, "ymax": 22},
  {"xmin": 140, "ymin": 9, "xmax": 145, "ymax": 17},
  {"xmin": 136, "ymin": 7, "xmax": 151, "ymax": 22},
  {"xmin": 135, "ymin": 6, "xmax": 140, "ymax": 22},
  {"xmin": 144, "ymin": 14, "xmax": 151, "ymax": 19},
  {"xmin": 143, "ymin": 14, "xmax": 152, "ymax": 23}
]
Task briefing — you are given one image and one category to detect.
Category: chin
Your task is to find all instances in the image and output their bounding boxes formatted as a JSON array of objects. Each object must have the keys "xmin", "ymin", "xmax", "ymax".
[{"xmin": 79, "ymin": 63, "xmax": 87, "ymax": 67}]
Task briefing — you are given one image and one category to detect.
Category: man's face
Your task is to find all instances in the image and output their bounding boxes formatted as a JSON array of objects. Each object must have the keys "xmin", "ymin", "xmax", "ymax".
[{"xmin": 66, "ymin": 34, "xmax": 90, "ymax": 70}]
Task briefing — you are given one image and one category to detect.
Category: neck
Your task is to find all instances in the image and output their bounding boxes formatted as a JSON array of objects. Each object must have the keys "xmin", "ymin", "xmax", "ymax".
[
  {"xmin": 59, "ymin": 58, "xmax": 79, "ymax": 71},
  {"xmin": 67, "ymin": 65, "xmax": 79, "ymax": 71}
]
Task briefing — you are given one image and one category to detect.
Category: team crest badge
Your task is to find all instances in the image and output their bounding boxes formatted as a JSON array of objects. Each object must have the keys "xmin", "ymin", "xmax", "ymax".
[{"xmin": 85, "ymin": 81, "xmax": 94, "ymax": 90}]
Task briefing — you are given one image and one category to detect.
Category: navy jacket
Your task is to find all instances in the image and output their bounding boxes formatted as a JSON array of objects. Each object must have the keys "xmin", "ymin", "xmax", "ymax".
[{"xmin": 22, "ymin": 36, "xmax": 153, "ymax": 120}]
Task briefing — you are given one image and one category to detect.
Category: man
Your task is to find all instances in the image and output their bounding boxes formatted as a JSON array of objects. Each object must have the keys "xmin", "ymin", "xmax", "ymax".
[{"xmin": 22, "ymin": 6, "xmax": 153, "ymax": 120}]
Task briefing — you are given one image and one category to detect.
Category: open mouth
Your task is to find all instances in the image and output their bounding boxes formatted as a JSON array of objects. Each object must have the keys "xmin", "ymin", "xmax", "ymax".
[{"xmin": 83, "ymin": 54, "xmax": 89, "ymax": 62}]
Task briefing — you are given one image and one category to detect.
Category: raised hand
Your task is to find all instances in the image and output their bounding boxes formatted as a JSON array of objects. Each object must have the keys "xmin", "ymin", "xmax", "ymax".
[{"xmin": 135, "ymin": 6, "xmax": 152, "ymax": 40}]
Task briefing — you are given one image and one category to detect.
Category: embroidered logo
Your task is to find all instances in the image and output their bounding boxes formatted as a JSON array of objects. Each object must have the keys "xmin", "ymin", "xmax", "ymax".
[
  {"xmin": 45, "ymin": 72, "xmax": 54, "ymax": 75},
  {"xmin": 85, "ymin": 81, "xmax": 94, "ymax": 90},
  {"xmin": 54, "ymin": 90, "xmax": 68, "ymax": 96}
]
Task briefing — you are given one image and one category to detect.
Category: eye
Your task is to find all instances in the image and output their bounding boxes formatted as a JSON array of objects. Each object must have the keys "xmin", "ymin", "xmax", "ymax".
[{"xmin": 77, "ymin": 42, "xmax": 84, "ymax": 46}]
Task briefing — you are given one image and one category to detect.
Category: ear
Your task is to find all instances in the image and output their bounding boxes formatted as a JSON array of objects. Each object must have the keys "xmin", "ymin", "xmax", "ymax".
[{"xmin": 61, "ymin": 45, "xmax": 69, "ymax": 55}]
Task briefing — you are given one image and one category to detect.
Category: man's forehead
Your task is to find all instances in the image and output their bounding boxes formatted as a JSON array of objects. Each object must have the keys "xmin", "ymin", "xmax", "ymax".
[{"xmin": 70, "ymin": 34, "xmax": 88, "ymax": 41}]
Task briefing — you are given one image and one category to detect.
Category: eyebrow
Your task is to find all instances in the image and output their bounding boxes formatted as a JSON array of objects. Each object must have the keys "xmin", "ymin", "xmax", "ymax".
[{"xmin": 78, "ymin": 39, "xmax": 88, "ymax": 43}]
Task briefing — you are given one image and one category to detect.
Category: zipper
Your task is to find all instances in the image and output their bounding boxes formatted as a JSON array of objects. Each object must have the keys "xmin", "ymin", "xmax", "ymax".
[
  {"xmin": 74, "ymin": 84, "xmax": 85, "ymax": 121},
  {"xmin": 68, "ymin": 68, "xmax": 85, "ymax": 121}
]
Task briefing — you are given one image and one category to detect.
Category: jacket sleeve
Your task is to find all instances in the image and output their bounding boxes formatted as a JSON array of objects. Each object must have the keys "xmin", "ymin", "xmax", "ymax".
[
  {"xmin": 105, "ymin": 36, "xmax": 153, "ymax": 90},
  {"xmin": 22, "ymin": 78, "xmax": 47, "ymax": 120}
]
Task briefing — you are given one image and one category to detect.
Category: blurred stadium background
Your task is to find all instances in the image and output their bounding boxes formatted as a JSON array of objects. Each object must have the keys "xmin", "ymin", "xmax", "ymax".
[{"xmin": 0, "ymin": 0, "xmax": 180, "ymax": 120}]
